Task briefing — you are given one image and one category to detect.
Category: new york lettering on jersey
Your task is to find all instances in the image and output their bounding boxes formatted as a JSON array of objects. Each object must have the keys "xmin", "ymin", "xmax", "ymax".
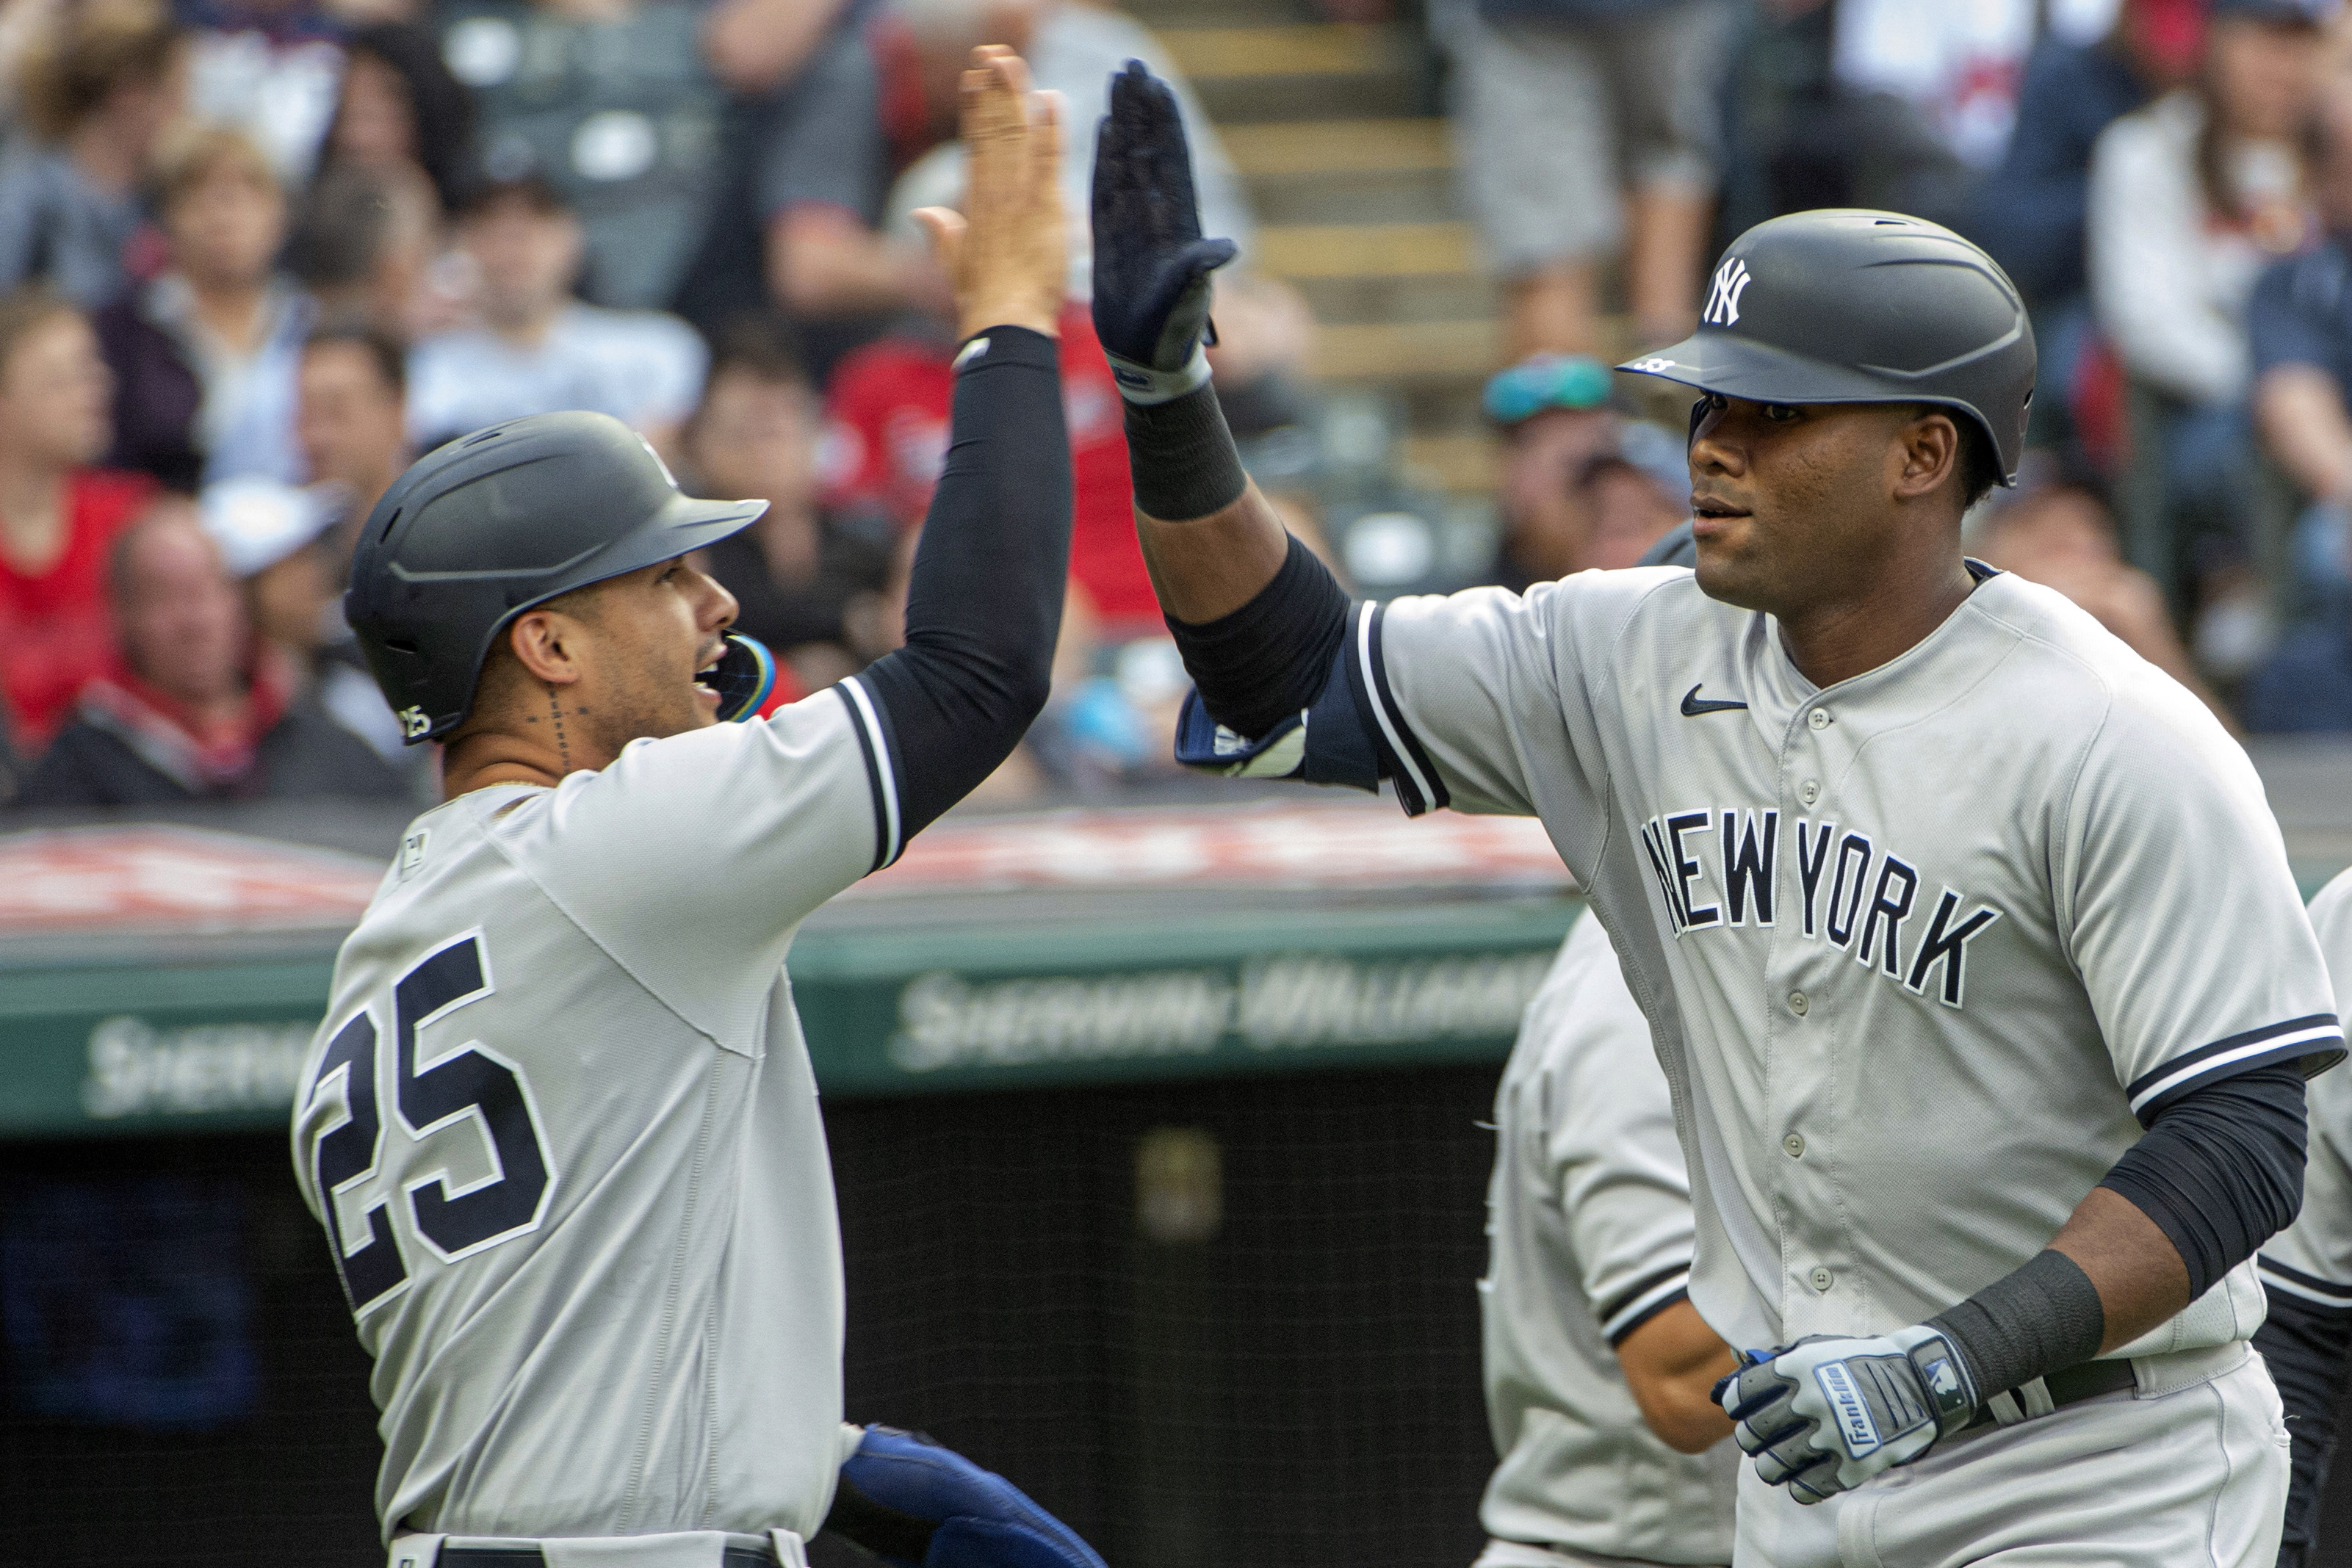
[{"xmin": 1634, "ymin": 807, "xmax": 1999, "ymax": 1008}]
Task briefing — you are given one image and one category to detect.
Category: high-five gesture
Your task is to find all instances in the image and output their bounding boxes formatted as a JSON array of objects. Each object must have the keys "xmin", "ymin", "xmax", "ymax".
[
  {"xmin": 915, "ymin": 46, "xmax": 1067, "ymax": 342},
  {"xmin": 1092, "ymin": 59, "xmax": 1239, "ymax": 403}
]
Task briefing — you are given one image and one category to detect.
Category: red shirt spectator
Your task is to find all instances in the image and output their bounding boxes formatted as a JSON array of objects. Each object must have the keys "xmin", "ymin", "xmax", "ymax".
[
  {"xmin": 0, "ymin": 291, "xmax": 156, "ymax": 753},
  {"xmin": 0, "ymin": 468, "xmax": 155, "ymax": 749},
  {"xmin": 823, "ymin": 305, "xmax": 1157, "ymax": 627}
]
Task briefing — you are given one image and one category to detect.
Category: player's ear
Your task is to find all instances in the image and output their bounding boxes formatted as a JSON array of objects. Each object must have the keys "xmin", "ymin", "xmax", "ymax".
[
  {"xmin": 507, "ymin": 607, "xmax": 586, "ymax": 687},
  {"xmin": 1891, "ymin": 411, "xmax": 1958, "ymax": 503}
]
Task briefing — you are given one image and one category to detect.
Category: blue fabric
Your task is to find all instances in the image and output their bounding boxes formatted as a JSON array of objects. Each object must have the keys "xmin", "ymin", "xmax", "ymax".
[
  {"xmin": 2245, "ymin": 618, "xmax": 2352, "ymax": 731},
  {"xmin": 837, "ymin": 1427, "xmax": 1108, "ymax": 1568},
  {"xmin": 2250, "ymin": 238, "xmax": 2352, "ymax": 393},
  {"xmin": 1966, "ymin": 40, "xmax": 2150, "ymax": 307}
]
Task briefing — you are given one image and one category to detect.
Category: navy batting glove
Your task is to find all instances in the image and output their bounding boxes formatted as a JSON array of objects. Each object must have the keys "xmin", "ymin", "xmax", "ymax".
[
  {"xmin": 825, "ymin": 1426, "xmax": 1108, "ymax": 1568},
  {"xmin": 1716, "ymin": 1329, "xmax": 1978, "ymax": 1505},
  {"xmin": 1091, "ymin": 59, "xmax": 1238, "ymax": 404}
]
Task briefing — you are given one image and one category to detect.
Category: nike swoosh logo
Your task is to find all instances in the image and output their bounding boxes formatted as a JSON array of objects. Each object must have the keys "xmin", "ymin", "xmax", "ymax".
[{"xmin": 1681, "ymin": 683, "xmax": 1748, "ymax": 716}]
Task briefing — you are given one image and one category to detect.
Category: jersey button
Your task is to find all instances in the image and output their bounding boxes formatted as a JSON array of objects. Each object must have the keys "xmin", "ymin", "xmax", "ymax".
[
  {"xmin": 1808, "ymin": 708, "xmax": 1833, "ymax": 730},
  {"xmin": 1798, "ymin": 779, "xmax": 1820, "ymax": 807},
  {"xmin": 1783, "ymin": 1132, "xmax": 1806, "ymax": 1158},
  {"xmin": 1787, "ymin": 991, "xmax": 1809, "ymax": 1016},
  {"xmin": 1810, "ymin": 1266, "xmax": 1835, "ymax": 1292}
]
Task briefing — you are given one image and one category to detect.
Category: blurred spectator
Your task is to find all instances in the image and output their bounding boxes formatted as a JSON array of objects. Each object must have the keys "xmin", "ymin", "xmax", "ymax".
[
  {"xmin": 685, "ymin": 320, "xmax": 892, "ymax": 692},
  {"xmin": 1969, "ymin": 0, "xmax": 2202, "ymax": 462},
  {"xmin": 698, "ymin": 0, "xmax": 849, "ymax": 95},
  {"xmin": 1972, "ymin": 483, "xmax": 2237, "ymax": 726},
  {"xmin": 298, "ymin": 322, "xmax": 410, "ymax": 523},
  {"xmin": 1440, "ymin": 0, "xmax": 1737, "ymax": 364},
  {"xmin": 285, "ymin": 159, "xmax": 452, "ymax": 339},
  {"xmin": 406, "ymin": 174, "xmax": 707, "ymax": 452},
  {"xmin": 436, "ymin": 0, "xmax": 746, "ymax": 311},
  {"xmin": 319, "ymin": 21, "xmax": 475, "ymax": 213},
  {"xmin": 0, "ymin": 0, "xmax": 187, "ymax": 309},
  {"xmin": 1972, "ymin": 0, "xmax": 2201, "ymax": 311},
  {"xmin": 869, "ymin": 0, "xmax": 1254, "ymax": 292},
  {"xmin": 12, "ymin": 496, "xmax": 409, "ymax": 806},
  {"xmin": 94, "ymin": 123, "xmax": 312, "ymax": 490},
  {"xmin": 1830, "ymin": 0, "xmax": 2116, "ymax": 174},
  {"xmin": 1712, "ymin": 0, "xmax": 1974, "ymax": 242},
  {"xmin": 2251, "ymin": 82, "xmax": 2352, "ymax": 611},
  {"xmin": 0, "ymin": 289, "xmax": 156, "ymax": 755},
  {"xmin": 1488, "ymin": 411, "xmax": 1687, "ymax": 588},
  {"xmin": 178, "ymin": 0, "xmax": 345, "ymax": 184},
  {"xmin": 2088, "ymin": 0, "xmax": 2326, "ymax": 650}
]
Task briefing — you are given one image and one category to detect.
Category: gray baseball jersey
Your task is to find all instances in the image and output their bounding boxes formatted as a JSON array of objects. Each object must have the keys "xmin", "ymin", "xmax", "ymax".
[
  {"xmin": 291, "ymin": 689, "xmax": 903, "ymax": 1542},
  {"xmin": 2259, "ymin": 868, "xmax": 2352, "ymax": 1315},
  {"xmin": 1246, "ymin": 564, "xmax": 2340, "ymax": 1354},
  {"xmin": 1479, "ymin": 912, "xmax": 1735, "ymax": 1568}
]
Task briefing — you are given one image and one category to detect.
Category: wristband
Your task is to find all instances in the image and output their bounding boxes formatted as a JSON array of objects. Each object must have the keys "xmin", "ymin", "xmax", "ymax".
[{"xmin": 1125, "ymin": 381, "xmax": 1247, "ymax": 521}]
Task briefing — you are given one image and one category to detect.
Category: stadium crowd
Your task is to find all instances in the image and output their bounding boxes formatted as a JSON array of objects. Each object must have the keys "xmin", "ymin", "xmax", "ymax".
[{"xmin": 1, "ymin": 0, "xmax": 2351, "ymax": 809}]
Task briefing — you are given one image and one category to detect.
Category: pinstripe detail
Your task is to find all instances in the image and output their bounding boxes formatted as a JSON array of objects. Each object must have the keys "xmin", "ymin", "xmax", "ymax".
[
  {"xmin": 2259, "ymin": 1253, "xmax": 2352, "ymax": 1312},
  {"xmin": 2126, "ymin": 1016, "xmax": 2342, "ymax": 1121},
  {"xmin": 1600, "ymin": 1262, "xmax": 1693, "ymax": 1345},
  {"xmin": 836, "ymin": 678, "xmax": 903, "ymax": 872},
  {"xmin": 1355, "ymin": 603, "xmax": 1444, "ymax": 816}
]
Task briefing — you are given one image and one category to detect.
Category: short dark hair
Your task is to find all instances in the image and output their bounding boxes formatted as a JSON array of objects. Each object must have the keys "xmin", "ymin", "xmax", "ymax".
[
  {"xmin": 1953, "ymin": 414, "xmax": 2004, "ymax": 512},
  {"xmin": 306, "ymin": 322, "xmax": 408, "ymax": 400},
  {"xmin": 457, "ymin": 171, "xmax": 571, "ymax": 223},
  {"xmin": 704, "ymin": 313, "xmax": 810, "ymax": 391}
]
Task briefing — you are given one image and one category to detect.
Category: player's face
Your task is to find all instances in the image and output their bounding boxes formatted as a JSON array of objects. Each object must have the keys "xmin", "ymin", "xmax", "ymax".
[
  {"xmin": 569, "ymin": 557, "xmax": 742, "ymax": 752},
  {"xmin": 1685, "ymin": 397, "xmax": 1927, "ymax": 615}
]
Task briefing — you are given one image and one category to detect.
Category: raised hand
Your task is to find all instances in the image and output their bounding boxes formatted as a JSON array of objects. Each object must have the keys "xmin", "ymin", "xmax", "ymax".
[
  {"xmin": 915, "ymin": 46, "xmax": 1067, "ymax": 342},
  {"xmin": 1091, "ymin": 59, "xmax": 1238, "ymax": 403}
]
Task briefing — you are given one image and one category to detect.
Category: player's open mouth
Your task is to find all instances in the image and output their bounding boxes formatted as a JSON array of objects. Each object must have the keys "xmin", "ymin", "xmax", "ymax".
[
  {"xmin": 1691, "ymin": 496, "xmax": 1749, "ymax": 520},
  {"xmin": 693, "ymin": 651, "xmax": 722, "ymax": 699}
]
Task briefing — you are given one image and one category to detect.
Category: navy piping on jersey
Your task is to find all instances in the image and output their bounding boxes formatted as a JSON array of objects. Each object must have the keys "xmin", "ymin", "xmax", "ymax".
[
  {"xmin": 2125, "ymin": 1014, "xmax": 2343, "ymax": 1124},
  {"xmin": 2261, "ymin": 1253, "xmax": 2352, "ymax": 1313},
  {"xmin": 1356, "ymin": 602, "xmax": 1449, "ymax": 817},
  {"xmin": 836, "ymin": 677, "xmax": 904, "ymax": 872},
  {"xmin": 1598, "ymin": 1260, "xmax": 1692, "ymax": 1346}
]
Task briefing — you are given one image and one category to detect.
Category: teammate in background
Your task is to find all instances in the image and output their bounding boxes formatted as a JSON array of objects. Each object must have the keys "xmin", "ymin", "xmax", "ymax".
[
  {"xmin": 2254, "ymin": 869, "xmax": 2352, "ymax": 1568},
  {"xmin": 1481, "ymin": 909, "xmax": 1735, "ymax": 1568},
  {"xmin": 1090, "ymin": 62, "xmax": 2340, "ymax": 1564},
  {"xmin": 292, "ymin": 50, "xmax": 1104, "ymax": 1568}
]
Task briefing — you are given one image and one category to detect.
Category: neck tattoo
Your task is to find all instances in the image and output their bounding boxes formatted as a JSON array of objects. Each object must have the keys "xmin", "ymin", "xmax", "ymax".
[{"xmin": 548, "ymin": 684, "xmax": 570, "ymax": 774}]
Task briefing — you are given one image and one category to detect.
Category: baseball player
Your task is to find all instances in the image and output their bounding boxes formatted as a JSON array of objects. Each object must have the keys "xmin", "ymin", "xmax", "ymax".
[
  {"xmin": 291, "ymin": 51, "xmax": 1103, "ymax": 1568},
  {"xmin": 2254, "ymin": 868, "xmax": 2352, "ymax": 1568},
  {"xmin": 1481, "ymin": 906, "xmax": 1737, "ymax": 1568},
  {"xmin": 1090, "ymin": 62, "xmax": 2340, "ymax": 1564}
]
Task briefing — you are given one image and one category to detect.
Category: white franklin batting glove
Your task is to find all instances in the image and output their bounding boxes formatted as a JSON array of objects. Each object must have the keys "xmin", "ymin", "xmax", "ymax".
[{"xmin": 1714, "ymin": 1326, "xmax": 1978, "ymax": 1505}]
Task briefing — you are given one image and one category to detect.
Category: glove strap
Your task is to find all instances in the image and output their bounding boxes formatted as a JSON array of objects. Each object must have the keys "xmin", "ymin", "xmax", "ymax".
[{"xmin": 1108, "ymin": 343, "xmax": 1212, "ymax": 406}]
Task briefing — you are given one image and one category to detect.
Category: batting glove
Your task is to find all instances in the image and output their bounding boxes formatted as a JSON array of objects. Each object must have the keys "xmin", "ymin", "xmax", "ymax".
[
  {"xmin": 1090, "ymin": 59, "xmax": 1237, "ymax": 404},
  {"xmin": 1714, "ymin": 1327, "xmax": 1978, "ymax": 1505},
  {"xmin": 826, "ymin": 1425, "xmax": 1108, "ymax": 1568}
]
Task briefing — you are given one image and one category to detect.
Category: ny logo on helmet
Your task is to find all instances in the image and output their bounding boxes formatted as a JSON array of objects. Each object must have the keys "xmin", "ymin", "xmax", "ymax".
[{"xmin": 1703, "ymin": 257, "xmax": 1753, "ymax": 327}]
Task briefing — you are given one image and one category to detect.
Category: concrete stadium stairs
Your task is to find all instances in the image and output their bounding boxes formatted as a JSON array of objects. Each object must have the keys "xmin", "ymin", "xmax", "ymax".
[{"xmin": 1117, "ymin": 0, "xmax": 1503, "ymax": 496}]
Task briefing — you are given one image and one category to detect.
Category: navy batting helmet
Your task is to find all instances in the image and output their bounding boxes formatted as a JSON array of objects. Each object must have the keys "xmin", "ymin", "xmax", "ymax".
[
  {"xmin": 347, "ymin": 411, "xmax": 768, "ymax": 744},
  {"xmin": 1617, "ymin": 209, "xmax": 2035, "ymax": 483}
]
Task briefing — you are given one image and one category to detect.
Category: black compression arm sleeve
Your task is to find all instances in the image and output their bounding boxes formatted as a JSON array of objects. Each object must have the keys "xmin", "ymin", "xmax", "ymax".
[
  {"xmin": 2098, "ymin": 1061, "xmax": 2309, "ymax": 1298},
  {"xmin": 2255, "ymin": 1285, "xmax": 2352, "ymax": 1568},
  {"xmin": 1164, "ymin": 532, "xmax": 1351, "ymax": 740},
  {"xmin": 856, "ymin": 327, "xmax": 1070, "ymax": 839},
  {"xmin": 1927, "ymin": 1249, "xmax": 2106, "ymax": 1401}
]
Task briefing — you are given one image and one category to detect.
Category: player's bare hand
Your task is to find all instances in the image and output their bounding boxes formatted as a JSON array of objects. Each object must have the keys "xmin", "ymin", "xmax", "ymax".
[{"xmin": 914, "ymin": 46, "xmax": 1066, "ymax": 342}]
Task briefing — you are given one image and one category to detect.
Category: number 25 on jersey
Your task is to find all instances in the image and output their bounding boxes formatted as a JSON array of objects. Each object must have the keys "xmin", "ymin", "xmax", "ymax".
[{"xmin": 295, "ymin": 933, "xmax": 558, "ymax": 1315}]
